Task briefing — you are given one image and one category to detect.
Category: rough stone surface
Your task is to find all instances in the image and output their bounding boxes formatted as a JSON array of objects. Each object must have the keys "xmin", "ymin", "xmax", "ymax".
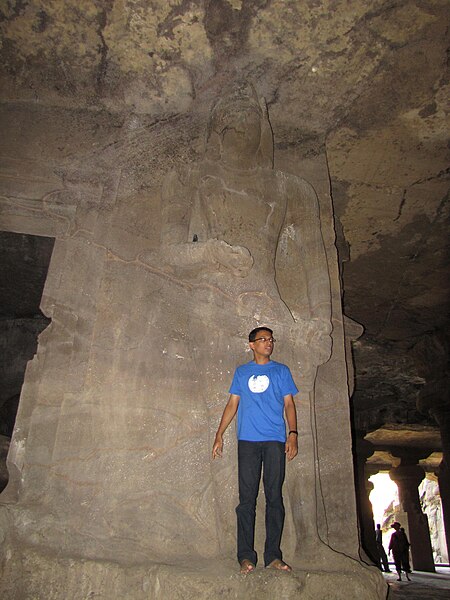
[
  {"xmin": 0, "ymin": 534, "xmax": 386, "ymax": 600},
  {"xmin": 0, "ymin": 1, "xmax": 448, "ymax": 597},
  {"xmin": 0, "ymin": 0, "xmax": 448, "ymax": 437}
]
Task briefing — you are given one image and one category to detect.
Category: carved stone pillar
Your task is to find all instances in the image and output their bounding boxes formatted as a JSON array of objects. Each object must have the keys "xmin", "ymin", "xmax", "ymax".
[
  {"xmin": 433, "ymin": 407, "xmax": 450, "ymax": 562},
  {"xmin": 355, "ymin": 439, "xmax": 378, "ymax": 565},
  {"xmin": 413, "ymin": 331, "xmax": 449, "ymax": 561},
  {"xmin": 389, "ymin": 464, "xmax": 435, "ymax": 572}
]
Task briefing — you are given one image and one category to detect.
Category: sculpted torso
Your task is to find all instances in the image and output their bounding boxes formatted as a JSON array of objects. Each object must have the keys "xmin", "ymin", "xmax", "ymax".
[
  {"xmin": 195, "ymin": 163, "xmax": 287, "ymax": 301},
  {"xmin": 140, "ymin": 90, "xmax": 331, "ymax": 363}
]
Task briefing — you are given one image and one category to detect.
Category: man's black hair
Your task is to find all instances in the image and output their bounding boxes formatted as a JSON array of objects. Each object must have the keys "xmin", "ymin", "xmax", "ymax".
[{"xmin": 249, "ymin": 326, "xmax": 273, "ymax": 342}]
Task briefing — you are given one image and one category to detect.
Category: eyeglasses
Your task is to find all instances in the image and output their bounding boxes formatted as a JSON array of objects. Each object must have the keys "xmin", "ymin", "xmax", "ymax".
[{"xmin": 253, "ymin": 337, "xmax": 276, "ymax": 344}]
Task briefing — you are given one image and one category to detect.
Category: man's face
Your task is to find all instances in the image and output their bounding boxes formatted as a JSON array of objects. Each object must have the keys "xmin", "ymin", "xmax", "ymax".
[{"xmin": 249, "ymin": 330, "xmax": 274, "ymax": 360}]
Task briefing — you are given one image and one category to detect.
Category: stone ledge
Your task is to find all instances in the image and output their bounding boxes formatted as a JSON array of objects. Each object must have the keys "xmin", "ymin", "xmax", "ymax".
[{"xmin": 0, "ymin": 542, "xmax": 387, "ymax": 600}]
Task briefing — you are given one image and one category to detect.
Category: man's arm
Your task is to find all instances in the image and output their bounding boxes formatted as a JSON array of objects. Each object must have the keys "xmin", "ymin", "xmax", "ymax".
[
  {"xmin": 212, "ymin": 394, "xmax": 240, "ymax": 459},
  {"xmin": 284, "ymin": 394, "xmax": 298, "ymax": 461}
]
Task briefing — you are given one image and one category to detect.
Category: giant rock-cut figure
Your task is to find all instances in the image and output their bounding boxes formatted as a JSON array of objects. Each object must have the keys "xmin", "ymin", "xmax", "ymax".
[{"xmin": 140, "ymin": 86, "xmax": 334, "ymax": 566}]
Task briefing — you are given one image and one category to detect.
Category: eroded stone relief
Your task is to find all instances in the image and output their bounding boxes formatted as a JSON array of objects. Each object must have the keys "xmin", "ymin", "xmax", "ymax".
[
  {"xmin": 136, "ymin": 85, "xmax": 334, "ymax": 561},
  {"xmin": 0, "ymin": 88, "xmax": 386, "ymax": 599}
]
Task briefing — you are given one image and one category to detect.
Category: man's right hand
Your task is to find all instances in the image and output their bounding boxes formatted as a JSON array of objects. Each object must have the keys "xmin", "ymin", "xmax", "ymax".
[{"xmin": 212, "ymin": 434, "xmax": 223, "ymax": 459}]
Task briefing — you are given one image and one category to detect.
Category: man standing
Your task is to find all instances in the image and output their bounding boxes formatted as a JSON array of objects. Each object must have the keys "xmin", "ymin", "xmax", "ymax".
[
  {"xmin": 375, "ymin": 524, "xmax": 391, "ymax": 572},
  {"xmin": 388, "ymin": 522, "xmax": 411, "ymax": 581},
  {"xmin": 212, "ymin": 326, "xmax": 299, "ymax": 574}
]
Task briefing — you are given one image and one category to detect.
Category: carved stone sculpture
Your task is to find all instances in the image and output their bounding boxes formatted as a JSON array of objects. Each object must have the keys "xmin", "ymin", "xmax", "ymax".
[
  {"xmin": 0, "ymin": 87, "xmax": 386, "ymax": 598},
  {"xmin": 141, "ymin": 86, "xmax": 331, "ymax": 384},
  {"xmin": 137, "ymin": 85, "xmax": 334, "ymax": 561}
]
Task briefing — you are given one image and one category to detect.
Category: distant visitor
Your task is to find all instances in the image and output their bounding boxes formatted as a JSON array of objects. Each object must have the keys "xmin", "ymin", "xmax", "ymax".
[{"xmin": 388, "ymin": 522, "xmax": 411, "ymax": 581}]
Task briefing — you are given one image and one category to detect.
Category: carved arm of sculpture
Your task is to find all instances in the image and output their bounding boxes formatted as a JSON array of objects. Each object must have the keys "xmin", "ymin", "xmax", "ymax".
[
  {"xmin": 277, "ymin": 176, "xmax": 332, "ymax": 364},
  {"xmin": 160, "ymin": 236, "xmax": 253, "ymax": 278},
  {"xmin": 139, "ymin": 168, "xmax": 253, "ymax": 277}
]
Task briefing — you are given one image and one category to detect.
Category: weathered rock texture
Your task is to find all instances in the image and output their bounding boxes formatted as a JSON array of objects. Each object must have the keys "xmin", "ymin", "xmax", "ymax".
[
  {"xmin": 0, "ymin": 0, "xmax": 448, "ymax": 597},
  {"xmin": 0, "ymin": 0, "xmax": 448, "ymax": 435}
]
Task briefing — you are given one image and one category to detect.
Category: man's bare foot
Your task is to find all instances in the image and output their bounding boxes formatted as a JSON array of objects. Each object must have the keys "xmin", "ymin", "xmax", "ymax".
[
  {"xmin": 266, "ymin": 559, "xmax": 292, "ymax": 572},
  {"xmin": 240, "ymin": 559, "xmax": 256, "ymax": 574}
]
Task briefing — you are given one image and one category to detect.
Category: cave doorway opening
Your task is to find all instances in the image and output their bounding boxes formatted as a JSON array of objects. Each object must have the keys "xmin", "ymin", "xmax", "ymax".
[
  {"xmin": 369, "ymin": 472, "xmax": 397, "ymax": 568},
  {"xmin": 0, "ymin": 231, "xmax": 55, "ymax": 492},
  {"xmin": 369, "ymin": 471, "xmax": 448, "ymax": 567}
]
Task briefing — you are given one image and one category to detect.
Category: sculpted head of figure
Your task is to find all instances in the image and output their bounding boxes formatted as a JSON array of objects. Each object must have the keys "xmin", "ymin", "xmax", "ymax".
[{"xmin": 206, "ymin": 84, "xmax": 274, "ymax": 169}]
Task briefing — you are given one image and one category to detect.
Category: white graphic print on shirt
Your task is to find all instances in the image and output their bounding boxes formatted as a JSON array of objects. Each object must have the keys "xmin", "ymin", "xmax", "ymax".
[{"xmin": 248, "ymin": 375, "xmax": 270, "ymax": 393}]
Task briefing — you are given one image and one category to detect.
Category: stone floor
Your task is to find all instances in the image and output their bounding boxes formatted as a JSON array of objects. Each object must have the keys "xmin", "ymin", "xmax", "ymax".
[{"xmin": 385, "ymin": 567, "xmax": 450, "ymax": 599}]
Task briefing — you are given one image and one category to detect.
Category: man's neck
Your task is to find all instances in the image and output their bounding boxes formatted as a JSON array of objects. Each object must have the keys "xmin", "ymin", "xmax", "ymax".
[{"xmin": 253, "ymin": 356, "xmax": 271, "ymax": 365}]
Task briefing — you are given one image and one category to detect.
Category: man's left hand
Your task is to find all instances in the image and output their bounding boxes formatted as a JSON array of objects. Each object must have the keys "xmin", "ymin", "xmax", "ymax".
[{"xmin": 285, "ymin": 435, "xmax": 298, "ymax": 461}]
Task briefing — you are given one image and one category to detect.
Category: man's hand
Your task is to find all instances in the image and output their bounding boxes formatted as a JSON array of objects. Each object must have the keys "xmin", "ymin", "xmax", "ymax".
[
  {"xmin": 285, "ymin": 433, "xmax": 298, "ymax": 461},
  {"xmin": 212, "ymin": 434, "xmax": 223, "ymax": 459},
  {"xmin": 211, "ymin": 395, "xmax": 240, "ymax": 459}
]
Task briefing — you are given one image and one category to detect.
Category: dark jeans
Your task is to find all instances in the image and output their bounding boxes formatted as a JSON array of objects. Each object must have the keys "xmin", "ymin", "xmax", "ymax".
[{"xmin": 236, "ymin": 440, "xmax": 286, "ymax": 566}]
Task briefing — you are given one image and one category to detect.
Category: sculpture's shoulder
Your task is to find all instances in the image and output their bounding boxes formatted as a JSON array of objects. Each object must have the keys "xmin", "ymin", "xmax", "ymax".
[
  {"xmin": 273, "ymin": 170, "xmax": 319, "ymax": 216},
  {"xmin": 162, "ymin": 162, "xmax": 201, "ymax": 201},
  {"xmin": 163, "ymin": 162, "xmax": 201, "ymax": 186},
  {"xmin": 274, "ymin": 169, "xmax": 316, "ymax": 195}
]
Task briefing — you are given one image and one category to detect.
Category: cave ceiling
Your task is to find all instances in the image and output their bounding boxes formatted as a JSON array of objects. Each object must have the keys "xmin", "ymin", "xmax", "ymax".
[{"xmin": 0, "ymin": 0, "xmax": 449, "ymax": 441}]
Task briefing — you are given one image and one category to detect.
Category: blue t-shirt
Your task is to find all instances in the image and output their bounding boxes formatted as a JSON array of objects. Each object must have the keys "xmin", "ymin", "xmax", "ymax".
[{"xmin": 229, "ymin": 360, "xmax": 299, "ymax": 442}]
